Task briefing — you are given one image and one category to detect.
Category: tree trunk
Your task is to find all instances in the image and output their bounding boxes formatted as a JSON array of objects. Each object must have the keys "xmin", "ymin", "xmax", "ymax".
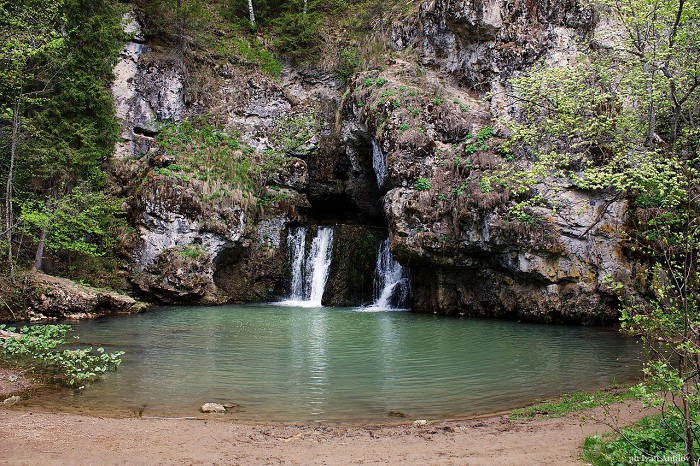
[
  {"xmin": 6, "ymin": 94, "xmax": 21, "ymax": 283},
  {"xmin": 248, "ymin": 0, "xmax": 256, "ymax": 27},
  {"xmin": 32, "ymin": 227, "xmax": 48, "ymax": 271},
  {"xmin": 644, "ymin": 64, "xmax": 656, "ymax": 146},
  {"xmin": 303, "ymin": 0, "xmax": 308, "ymax": 15}
]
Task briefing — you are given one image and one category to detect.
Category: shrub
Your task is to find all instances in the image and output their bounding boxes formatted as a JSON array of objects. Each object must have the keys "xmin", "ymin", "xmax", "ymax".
[{"xmin": 337, "ymin": 48, "xmax": 359, "ymax": 85}]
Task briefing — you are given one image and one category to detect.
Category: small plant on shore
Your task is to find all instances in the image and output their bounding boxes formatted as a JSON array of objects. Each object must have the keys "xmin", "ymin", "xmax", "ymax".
[{"xmin": 0, "ymin": 324, "xmax": 123, "ymax": 386}]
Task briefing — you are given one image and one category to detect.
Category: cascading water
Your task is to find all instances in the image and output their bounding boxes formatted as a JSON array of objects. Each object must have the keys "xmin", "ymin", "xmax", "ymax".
[
  {"xmin": 371, "ymin": 140, "xmax": 387, "ymax": 188},
  {"xmin": 282, "ymin": 226, "xmax": 334, "ymax": 307},
  {"xmin": 305, "ymin": 227, "xmax": 334, "ymax": 306},
  {"xmin": 287, "ymin": 226, "xmax": 307, "ymax": 302},
  {"xmin": 366, "ymin": 239, "xmax": 411, "ymax": 310}
]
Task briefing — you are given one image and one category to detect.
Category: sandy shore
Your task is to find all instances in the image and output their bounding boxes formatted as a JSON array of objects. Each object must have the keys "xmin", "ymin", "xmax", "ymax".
[{"xmin": 0, "ymin": 399, "xmax": 651, "ymax": 465}]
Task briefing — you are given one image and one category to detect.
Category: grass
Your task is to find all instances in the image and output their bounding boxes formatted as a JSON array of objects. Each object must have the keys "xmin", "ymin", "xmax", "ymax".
[{"xmin": 510, "ymin": 385, "xmax": 635, "ymax": 419}]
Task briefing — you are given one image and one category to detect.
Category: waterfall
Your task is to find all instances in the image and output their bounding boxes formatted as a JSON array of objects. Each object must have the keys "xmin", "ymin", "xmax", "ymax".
[
  {"xmin": 287, "ymin": 226, "xmax": 307, "ymax": 301},
  {"xmin": 367, "ymin": 239, "xmax": 411, "ymax": 310},
  {"xmin": 371, "ymin": 140, "xmax": 387, "ymax": 187},
  {"xmin": 282, "ymin": 226, "xmax": 334, "ymax": 307},
  {"xmin": 305, "ymin": 227, "xmax": 334, "ymax": 306}
]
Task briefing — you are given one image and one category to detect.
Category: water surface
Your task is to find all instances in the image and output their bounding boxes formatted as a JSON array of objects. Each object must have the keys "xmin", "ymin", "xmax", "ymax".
[{"xmin": 22, "ymin": 304, "xmax": 642, "ymax": 423}]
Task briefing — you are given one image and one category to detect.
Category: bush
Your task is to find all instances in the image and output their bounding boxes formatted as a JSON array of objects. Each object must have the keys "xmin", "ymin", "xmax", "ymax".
[
  {"xmin": 0, "ymin": 324, "xmax": 123, "ymax": 386},
  {"xmin": 337, "ymin": 48, "xmax": 359, "ymax": 86}
]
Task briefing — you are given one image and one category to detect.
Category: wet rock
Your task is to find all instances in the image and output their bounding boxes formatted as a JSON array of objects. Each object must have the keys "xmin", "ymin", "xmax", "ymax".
[
  {"xmin": 323, "ymin": 225, "xmax": 386, "ymax": 307},
  {"xmin": 200, "ymin": 402, "xmax": 226, "ymax": 413}
]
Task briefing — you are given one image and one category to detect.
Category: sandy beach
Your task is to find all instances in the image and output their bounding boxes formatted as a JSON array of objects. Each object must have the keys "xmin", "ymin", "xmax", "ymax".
[{"xmin": 0, "ymin": 398, "xmax": 650, "ymax": 465}]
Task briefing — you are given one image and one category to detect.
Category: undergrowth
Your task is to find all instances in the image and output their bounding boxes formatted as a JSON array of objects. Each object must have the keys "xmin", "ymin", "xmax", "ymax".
[{"xmin": 582, "ymin": 414, "xmax": 698, "ymax": 465}]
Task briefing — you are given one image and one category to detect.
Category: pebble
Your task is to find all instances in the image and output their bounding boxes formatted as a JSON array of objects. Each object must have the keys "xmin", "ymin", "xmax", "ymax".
[
  {"xmin": 3, "ymin": 396, "xmax": 21, "ymax": 405},
  {"xmin": 412, "ymin": 419, "xmax": 428, "ymax": 426}
]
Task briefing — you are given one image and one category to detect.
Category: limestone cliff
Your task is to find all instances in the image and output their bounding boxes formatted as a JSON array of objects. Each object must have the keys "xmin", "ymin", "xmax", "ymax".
[{"xmin": 108, "ymin": 0, "xmax": 639, "ymax": 323}]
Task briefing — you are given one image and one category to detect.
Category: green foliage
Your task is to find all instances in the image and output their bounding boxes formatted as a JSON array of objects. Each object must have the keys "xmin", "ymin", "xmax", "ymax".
[
  {"xmin": 414, "ymin": 177, "xmax": 431, "ymax": 191},
  {"xmin": 464, "ymin": 144, "xmax": 479, "ymax": 156},
  {"xmin": 19, "ymin": 185, "xmax": 125, "ymax": 258},
  {"xmin": 178, "ymin": 243, "xmax": 206, "ymax": 259},
  {"xmin": 475, "ymin": 126, "xmax": 494, "ymax": 144},
  {"xmin": 0, "ymin": 324, "xmax": 124, "ymax": 386},
  {"xmin": 582, "ymin": 415, "xmax": 696, "ymax": 465},
  {"xmin": 337, "ymin": 48, "xmax": 359, "ymax": 86},
  {"xmin": 1, "ymin": 0, "xmax": 126, "ymax": 278},
  {"xmin": 139, "ymin": 0, "xmax": 211, "ymax": 49},
  {"xmin": 374, "ymin": 78, "xmax": 387, "ymax": 87},
  {"xmin": 495, "ymin": 0, "xmax": 700, "ymax": 461},
  {"xmin": 269, "ymin": 113, "xmax": 321, "ymax": 156},
  {"xmin": 273, "ymin": 11, "xmax": 322, "ymax": 61}
]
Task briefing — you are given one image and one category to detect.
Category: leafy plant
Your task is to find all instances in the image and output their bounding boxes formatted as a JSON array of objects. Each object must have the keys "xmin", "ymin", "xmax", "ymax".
[
  {"xmin": 476, "ymin": 126, "xmax": 494, "ymax": 144},
  {"xmin": 414, "ymin": 177, "xmax": 431, "ymax": 191},
  {"xmin": 0, "ymin": 324, "xmax": 124, "ymax": 386},
  {"xmin": 464, "ymin": 144, "xmax": 479, "ymax": 156},
  {"xmin": 582, "ymin": 415, "xmax": 695, "ymax": 465}
]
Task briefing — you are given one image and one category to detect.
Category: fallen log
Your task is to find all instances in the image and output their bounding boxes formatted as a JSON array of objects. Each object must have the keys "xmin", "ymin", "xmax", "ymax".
[{"xmin": 0, "ymin": 329, "xmax": 26, "ymax": 340}]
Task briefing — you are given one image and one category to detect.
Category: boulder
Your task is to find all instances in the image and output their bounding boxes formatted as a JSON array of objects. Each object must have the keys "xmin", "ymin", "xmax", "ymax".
[
  {"xmin": 200, "ymin": 402, "xmax": 226, "ymax": 413},
  {"xmin": 26, "ymin": 272, "xmax": 149, "ymax": 320}
]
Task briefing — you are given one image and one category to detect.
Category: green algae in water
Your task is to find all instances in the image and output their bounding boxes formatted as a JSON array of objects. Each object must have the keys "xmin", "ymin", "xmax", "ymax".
[{"xmin": 21, "ymin": 304, "xmax": 643, "ymax": 423}]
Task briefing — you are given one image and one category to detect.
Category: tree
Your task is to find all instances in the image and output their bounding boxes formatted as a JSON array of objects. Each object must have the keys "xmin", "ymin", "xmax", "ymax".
[
  {"xmin": 497, "ymin": 0, "xmax": 700, "ymax": 460},
  {"xmin": 1, "ymin": 0, "xmax": 126, "ymax": 281},
  {"xmin": 248, "ymin": 0, "xmax": 256, "ymax": 27},
  {"xmin": 19, "ymin": 186, "xmax": 124, "ymax": 272},
  {"xmin": 138, "ymin": 0, "xmax": 210, "ymax": 54},
  {"xmin": 0, "ymin": 0, "xmax": 65, "ymax": 281}
]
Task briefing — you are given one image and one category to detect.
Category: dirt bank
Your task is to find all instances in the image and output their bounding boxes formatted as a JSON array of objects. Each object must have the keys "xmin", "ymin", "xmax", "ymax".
[{"xmin": 0, "ymin": 400, "xmax": 651, "ymax": 465}]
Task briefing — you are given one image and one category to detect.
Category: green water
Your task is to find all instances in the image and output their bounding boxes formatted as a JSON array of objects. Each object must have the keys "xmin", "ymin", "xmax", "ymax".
[{"xmin": 24, "ymin": 304, "xmax": 642, "ymax": 423}]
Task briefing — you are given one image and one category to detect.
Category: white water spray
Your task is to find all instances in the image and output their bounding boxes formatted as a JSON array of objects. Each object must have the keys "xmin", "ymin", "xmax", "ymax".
[
  {"xmin": 366, "ymin": 239, "xmax": 411, "ymax": 310},
  {"xmin": 287, "ymin": 226, "xmax": 307, "ymax": 302},
  {"xmin": 306, "ymin": 227, "xmax": 334, "ymax": 306},
  {"xmin": 282, "ymin": 226, "xmax": 334, "ymax": 307}
]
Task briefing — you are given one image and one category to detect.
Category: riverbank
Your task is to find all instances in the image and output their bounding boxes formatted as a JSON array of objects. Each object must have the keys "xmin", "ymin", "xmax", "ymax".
[
  {"xmin": 0, "ymin": 400, "xmax": 651, "ymax": 465},
  {"xmin": 0, "ymin": 368, "xmax": 34, "ymax": 400}
]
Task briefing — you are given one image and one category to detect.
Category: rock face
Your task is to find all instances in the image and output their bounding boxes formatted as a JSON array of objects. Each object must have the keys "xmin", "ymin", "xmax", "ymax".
[
  {"xmin": 105, "ymin": 0, "xmax": 638, "ymax": 323},
  {"xmin": 323, "ymin": 225, "xmax": 386, "ymax": 307},
  {"xmin": 25, "ymin": 273, "xmax": 148, "ymax": 320},
  {"xmin": 109, "ymin": 9, "xmax": 384, "ymax": 306},
  {"xmin": 343, "ymin": 0, "xmax": 633, "ymax": 323}
]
